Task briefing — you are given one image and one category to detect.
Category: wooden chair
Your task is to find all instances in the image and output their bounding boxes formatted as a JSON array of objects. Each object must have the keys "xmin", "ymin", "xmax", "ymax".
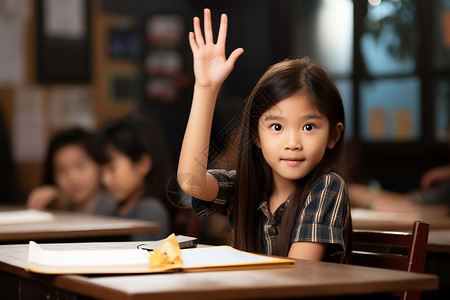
[{"xmin": 349, "ymin": 221, "xmax": 430, "ymax": 300}]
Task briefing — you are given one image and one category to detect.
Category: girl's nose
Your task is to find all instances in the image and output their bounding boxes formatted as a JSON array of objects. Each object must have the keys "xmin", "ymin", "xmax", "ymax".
[
  {"xmin": 66, "ymin": 170, "xmax": 78, "ymax": 182},
  {"xmin": 284, "ymin": 131, "xmax": 302, "ymax": 150},
  {"xmin": 101, "ymin": 171, "xmax": 110, "ymax": 187}
]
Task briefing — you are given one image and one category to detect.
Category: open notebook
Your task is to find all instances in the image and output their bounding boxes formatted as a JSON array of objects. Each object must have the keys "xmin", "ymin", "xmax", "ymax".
[{"xmin": 26, "ymin": 241, "xmax": 295, "ymax": 274}]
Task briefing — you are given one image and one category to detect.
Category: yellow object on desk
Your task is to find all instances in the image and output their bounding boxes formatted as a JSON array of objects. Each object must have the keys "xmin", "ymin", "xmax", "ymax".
[{"xmin": 149, "ymin": 233, "xmax": 183, "ymax": 269}]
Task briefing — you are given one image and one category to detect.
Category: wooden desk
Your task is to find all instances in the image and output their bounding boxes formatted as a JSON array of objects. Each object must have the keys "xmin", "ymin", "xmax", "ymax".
[
  {"xmin": 0, "ymin": 210, "xmax": 160, "ymax": 242},
  {"xmin": 352, "ymin": 208, "xmax": 450, "ymax": 231},
  {"xmin": 425, "ymin": 229, "xmax": 450, "ymax": 299},
  {"xmin": 427, "ymin": 229, "xmax": 450, "ymax": 254},
  {"xmin": 0, "ymin": 242, "xmax": 438, "ymax": 300}
]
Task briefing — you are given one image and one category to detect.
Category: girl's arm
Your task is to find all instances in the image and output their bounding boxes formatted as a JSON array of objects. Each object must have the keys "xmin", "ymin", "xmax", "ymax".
[
  {"xmin": 288, "ymin": 242, "xmax": 328, "ymax": 261},
  {"xmin": 177, "ymin": 9, "xmax": 243, "ymax": 202},
  {"xmin": 26, "ymin": 185, "xmax": 64, "ymax": 210},
  {"xmin": 420, "ymin": 164, "xmax": 450, "ymax": 189}
]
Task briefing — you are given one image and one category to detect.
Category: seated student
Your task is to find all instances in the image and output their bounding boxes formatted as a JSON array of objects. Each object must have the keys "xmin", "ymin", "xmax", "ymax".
[
  {"xmin": 350, "ymin": 111, "xmax": 450, "ymax": 217},
  {"xmin": 349, "ymin": 164, "xmax": 450, "ymax": 217},
  {"xmin": 27, "ymin": 128, "xmax": 117, "ymax": 215},
  {"xmin": 96, "ymin": 113, "xmax": 173, "ymax": 241}
]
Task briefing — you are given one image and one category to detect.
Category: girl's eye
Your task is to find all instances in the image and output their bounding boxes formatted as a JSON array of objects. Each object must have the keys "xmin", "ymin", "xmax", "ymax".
[
  {"xmin": 270, "ymin": 124, "xmax": 283, "ymax": 131},
  {"xmin": 303, "ymin": 124, "xmax": 315, "ymax": 131}
]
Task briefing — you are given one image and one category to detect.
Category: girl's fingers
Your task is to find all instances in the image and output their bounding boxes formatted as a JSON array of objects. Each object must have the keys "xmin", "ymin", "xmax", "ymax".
[
  {"xmin": 203, "ymin": 8, "xmax": 214, "ymax": 44},
  {"xmin": 226, "ymin": 48, "xmax": 244, "ymax": 67},
  {"xmin": 217, "ymin": 14, "xmax": 228, "ymax": 46},
  {"xmin": 188, "ymin": 32, "xmax": 198, "ymax": 52},
  {"xmin": 193, "ymin": 16, "xmax": 205, "ymax": 46}
]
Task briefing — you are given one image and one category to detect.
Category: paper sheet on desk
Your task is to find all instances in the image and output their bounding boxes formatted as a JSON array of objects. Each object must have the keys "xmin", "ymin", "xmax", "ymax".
[
  {"xmin": 0, "ymin": 210, "xmax": 54, "ymax": 225},
  {"xmin": 26, "ymin": 242, "xmax": 295, "ymax": 274},
  {"xmin": 27, "ymin": 241, "xmax": 154, "ymax": 274}
]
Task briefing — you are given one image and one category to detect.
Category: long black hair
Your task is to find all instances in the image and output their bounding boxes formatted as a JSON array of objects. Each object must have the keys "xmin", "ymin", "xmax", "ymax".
[
  {"xmin": 95, "ymin": 113, "xmax": 174, "ymax": 203},
  {"xmin": 232, "ymin": 58, "xmax": 351, "ymax": 257}
]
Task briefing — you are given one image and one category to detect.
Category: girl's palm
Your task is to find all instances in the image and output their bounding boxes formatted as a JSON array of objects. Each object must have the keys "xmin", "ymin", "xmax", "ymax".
[{"xmin": 189, "ymin": 9, "xmax": 243, "ymax": 88}]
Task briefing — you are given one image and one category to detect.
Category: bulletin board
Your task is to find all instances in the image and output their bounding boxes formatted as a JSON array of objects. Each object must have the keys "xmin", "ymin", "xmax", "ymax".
[
  {"xmin": 144, "ymin": 13, "xmax": 191, "ymax": 103},
  {"xmin": 36, "ymin": 0, "xmax": 91, "ymax": 83}
]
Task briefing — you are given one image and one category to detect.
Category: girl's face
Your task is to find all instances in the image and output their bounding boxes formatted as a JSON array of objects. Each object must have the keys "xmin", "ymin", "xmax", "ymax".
[
  {"xmin": 53, "ymin": 144, "xmax": 100, "ymax": 205},
  {"xmin": 101, "ymin": 144, "xmax": 149, "ymax": 203},
  {"xmin": 256, "ymin": 93, "xmax": 342, "ymax": 187}
]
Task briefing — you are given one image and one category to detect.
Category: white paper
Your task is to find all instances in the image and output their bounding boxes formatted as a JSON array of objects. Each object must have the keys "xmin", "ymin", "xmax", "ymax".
[
  {"xmin": 28, "ymin": 241, "xmax": 149, "ymax": 267},
  {"xmin": 0, "ymin": 210, "xmax": 54, "ymax": 225},
  {"xmin": 1, "ymin": 0, "xmax": 31, "ymax": 20},
  {"xmin": 12, "ymin": 88, "xmax": 47, "ymax": 163},
  {"xmin": 0, "ymin": 17, "xmax": 24, "ymax": 86},
  {"xmin": 180, "ymin": 246, "xmax": 276, "ymax": 268},
  {"xmin": 44, "ymin": 0, "xmax": 85, "ymax": 39},
  {"xmin": 50, "ymin": 87, "xmax": 95, "ymax": 130}
]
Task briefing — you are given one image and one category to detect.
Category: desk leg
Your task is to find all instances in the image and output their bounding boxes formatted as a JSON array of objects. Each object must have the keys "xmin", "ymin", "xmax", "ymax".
[
  {"xmin": 0, "ymin": 271, "xmax": 92, "ymax": 300},
  {"xmin": 424, "ymin": 252, "xmax": 450, "ymax": 300},
  {"xmin": 0, "ymin": 270, "xmax": 18, "ymax": 299}
]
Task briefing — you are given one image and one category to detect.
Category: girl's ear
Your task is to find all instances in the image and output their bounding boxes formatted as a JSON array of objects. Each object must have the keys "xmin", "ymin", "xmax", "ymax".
[
  {"xmin": 136, "ymin": 154, "xmax": 153, "ymax": 176},
  {"xmin": 254, "ymin": 136, "xmax": 261, "ymax": 148},
  {"xmin": 327, "ymin": 122, "xmax": 344, "ymax": 149}
]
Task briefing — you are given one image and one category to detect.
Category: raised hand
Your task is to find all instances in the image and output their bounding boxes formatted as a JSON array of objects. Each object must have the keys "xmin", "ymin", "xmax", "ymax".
[{"xmin": 189, "ymin": 8, "xmax": 244, "ymax": 89}]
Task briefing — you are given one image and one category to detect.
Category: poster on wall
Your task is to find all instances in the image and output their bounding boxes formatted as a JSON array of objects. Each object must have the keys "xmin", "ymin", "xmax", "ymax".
[
  {"xmin": 37, "ymin": 0, "xmax": 90, "ymax": 83},
  {"xmin": 0, "ymin": 0, "xmax": 28, "ymax": 86},
  {"xmin": 13, "ymin": 88, "xmax": 46, "ymax": 163},
  {"xmin": 144, "ymin": 14, "xmax": 190, "ymax": 103},
  {"xmin": 50, "ymin": 87, "xmax": 95, "ymax": 130}
]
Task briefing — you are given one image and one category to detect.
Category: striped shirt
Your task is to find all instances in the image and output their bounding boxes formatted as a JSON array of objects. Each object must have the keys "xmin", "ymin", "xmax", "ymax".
[{"xmin": 192, "ymin": 169, "xmax": 350, "ymax": 263}]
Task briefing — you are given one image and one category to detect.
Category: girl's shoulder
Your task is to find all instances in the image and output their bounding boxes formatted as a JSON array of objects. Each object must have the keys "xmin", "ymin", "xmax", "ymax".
[
  {"xmin": 326, "ymin": 172, "xmax": 345, "ymax": 184},
  {"xmin": 136, "ymin": 197, "xmax": 166, "ymax": 210},
  {"xmin": 126, "ymin": 197, "xmax": 169, "ymax": 219},
  {"xmin": 310, "ymin": 172, "xmax": 346, "ymax": 194},
  {"xmin": 93, "ymin": 190, "xmax": 118, "ymax": 215}
]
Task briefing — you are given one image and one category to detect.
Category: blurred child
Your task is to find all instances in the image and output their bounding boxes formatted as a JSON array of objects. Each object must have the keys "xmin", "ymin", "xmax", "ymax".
[
  {"xmin": 349, "ymin": 109, "xmax": 450, "ymax": 217},
  {"xmin": 349, "ymin": 165, "xmax": 450, "ymax": 217},
  {"xmin": 27, "ymin": 128, "xmax": 117, "ymax": 215},
  {"xmin": 96, "ymin": 113, "xmax": 173, "ymax": 240}
]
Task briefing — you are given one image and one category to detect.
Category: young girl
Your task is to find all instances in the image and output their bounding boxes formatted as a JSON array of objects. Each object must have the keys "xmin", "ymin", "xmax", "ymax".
[
  {"xmin": 96, "ymin": 113, "xmax": 172, "ymax": 240},
  {"xmin": 178, "ymin": 9, "xmax": 351, "ymax": 262},
  {"xmin": 27, "ymin": 128, "xmax": 117, "ymax": 215}
]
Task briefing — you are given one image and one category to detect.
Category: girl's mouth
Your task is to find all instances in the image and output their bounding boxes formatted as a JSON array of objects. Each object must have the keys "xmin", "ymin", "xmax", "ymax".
[{"xmin": 282, "ymin": 159, "xmax": 303, "ymax": 166}]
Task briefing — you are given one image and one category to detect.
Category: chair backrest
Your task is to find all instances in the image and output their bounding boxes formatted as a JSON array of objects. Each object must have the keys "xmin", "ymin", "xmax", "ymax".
[{"xmin": 349, "ymin": 221, "xmax": 430, "ymax": 300}]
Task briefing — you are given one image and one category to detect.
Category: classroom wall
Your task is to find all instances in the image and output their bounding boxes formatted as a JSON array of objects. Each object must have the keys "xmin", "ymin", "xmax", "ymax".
[
  {"xmin": 1, "ymin": 0, "xmax": 448, "ymax": 203},
  {"xmin": 0, "ymin": 0, "xmax": 282, "ymax": 203},
  {"xmin": 0, "ymin": 0, "xmax": 139, "ymax": 202}
]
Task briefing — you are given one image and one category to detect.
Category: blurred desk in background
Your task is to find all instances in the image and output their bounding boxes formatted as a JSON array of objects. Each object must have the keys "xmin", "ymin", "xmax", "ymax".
[
  {"xmin": 351, "ymin": 208, "xmax": 450, "ymax": 231},
  {"xmin": 0, "ymin": 206, "xmax": 160, "ymax": 243},
  {"xmin": 426, "ymin": 229, "xmax": 450, "ymax": 299},
  {"xmin": 427, "ymin": 229, "xmax": 450, "ymax": 254}
]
